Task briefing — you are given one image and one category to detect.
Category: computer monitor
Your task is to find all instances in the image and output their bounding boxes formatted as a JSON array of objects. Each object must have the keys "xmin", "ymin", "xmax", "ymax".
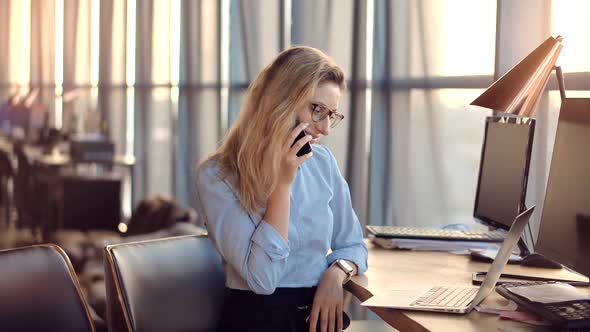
[
  {"xmin": 473, "ymin": 116, "xmax": 536, "ymax": 230},
  {"xmin": 535, "ymin": 98, "xmax": 590, "ymax": 277}
]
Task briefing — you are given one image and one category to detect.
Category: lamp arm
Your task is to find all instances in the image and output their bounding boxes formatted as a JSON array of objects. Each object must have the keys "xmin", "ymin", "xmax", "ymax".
[{"xmin": 554, "ymin": 66, "xmax": 567, "ymax": 101}]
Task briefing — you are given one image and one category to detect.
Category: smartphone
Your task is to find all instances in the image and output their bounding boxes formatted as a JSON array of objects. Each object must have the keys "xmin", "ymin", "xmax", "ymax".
[{"xmin": 291, "ymin": 121, "xmax": 312, "ymax": 157}]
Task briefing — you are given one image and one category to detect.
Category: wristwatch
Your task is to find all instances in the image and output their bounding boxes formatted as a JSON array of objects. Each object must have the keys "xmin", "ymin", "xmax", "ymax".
[{"xmin": 330, "ymin": 259, "xmax": 354, "ymax": 284}]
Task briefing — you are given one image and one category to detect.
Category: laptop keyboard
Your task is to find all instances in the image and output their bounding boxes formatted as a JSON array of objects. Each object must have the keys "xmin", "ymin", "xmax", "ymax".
[
  {"xmin": 411, "ymin": 286, "xmax": 478, "ymax": 308},
  {"xmin": 366, "ymin": 225, "xmax": 505, "ymax": 242}
]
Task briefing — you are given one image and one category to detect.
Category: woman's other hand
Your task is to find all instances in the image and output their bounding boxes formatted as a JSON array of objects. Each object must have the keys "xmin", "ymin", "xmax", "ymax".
[
  {"xmin": 277, "ymin": 122, "xmax": 313, "ymax": 188},
  {"xmin": 308, "ymin": 266, "xmax": 347, "ymax": 332}
]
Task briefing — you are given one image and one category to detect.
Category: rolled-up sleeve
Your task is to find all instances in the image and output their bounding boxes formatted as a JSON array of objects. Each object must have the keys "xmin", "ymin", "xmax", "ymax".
[
  {"xmin": 324, "ymin": 150, "xmax": 368, "ymax": 274},
  {"xmin": 195, "ymin": 164, "xmax": 289, "ymax": 294},
  {"xmin": 251, "ymin": 221, "xmax": 290, "ymax": 261}
]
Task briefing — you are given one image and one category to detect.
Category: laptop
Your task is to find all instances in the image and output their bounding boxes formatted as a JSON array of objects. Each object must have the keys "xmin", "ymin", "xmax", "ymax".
[{"xmin": 361, "ymin": 206, "xmax": 535, "ymax": 314}]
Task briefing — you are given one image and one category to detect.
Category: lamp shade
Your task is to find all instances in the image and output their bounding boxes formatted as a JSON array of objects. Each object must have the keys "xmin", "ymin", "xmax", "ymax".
[{"xmin": 471, "ymin": 36, "xmax": 563, "ymax": 117}]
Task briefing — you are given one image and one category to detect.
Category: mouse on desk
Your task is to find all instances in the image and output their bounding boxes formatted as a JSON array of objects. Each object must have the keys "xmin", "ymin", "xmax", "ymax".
[{"xmin": 520, "ymin": 253, "xmax": 562, "ymax": 269}]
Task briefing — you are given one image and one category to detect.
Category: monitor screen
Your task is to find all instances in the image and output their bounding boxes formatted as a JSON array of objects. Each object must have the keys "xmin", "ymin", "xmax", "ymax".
[
  {"xmin": 473, "ymin": 116, "xmax": 535, "ymax": 230},
  {"xmin": 536, "ymin": 98, "xmax": 590, "ymax": 277}
]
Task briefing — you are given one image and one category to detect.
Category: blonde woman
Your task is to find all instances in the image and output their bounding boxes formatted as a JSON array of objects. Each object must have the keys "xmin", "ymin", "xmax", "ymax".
[{"xmin": 196, "ymin": 46, "xmax": 367, "ymax": 332}]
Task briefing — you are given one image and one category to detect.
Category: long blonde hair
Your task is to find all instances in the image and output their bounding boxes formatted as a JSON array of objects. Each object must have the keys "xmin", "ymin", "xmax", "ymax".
[{"xmin": 201, "ymin": 46, "xmax": 346, "ymax": 214}]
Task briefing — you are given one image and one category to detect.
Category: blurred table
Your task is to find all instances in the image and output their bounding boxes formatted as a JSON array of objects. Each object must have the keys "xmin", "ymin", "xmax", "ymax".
[{"xmin": 16, "ymin": 144, "xmax": 135, "ymax": 238}]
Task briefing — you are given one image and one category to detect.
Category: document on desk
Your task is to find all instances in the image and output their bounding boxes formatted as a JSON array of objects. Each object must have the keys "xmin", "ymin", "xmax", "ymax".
[
  {"xmin": 371, "ymin": 236, "xmax": 501, "ymax": 253},
  {"xmin": 506, "ymin": 282, "xmax": 590, "ymax": 304},
  {"xmin": 475, "ymin": 299, "xmax": 518, "ymax": 314},
  {"xmin": 476, "ymin": 301, "xmax": 551, "ymax": 326}
]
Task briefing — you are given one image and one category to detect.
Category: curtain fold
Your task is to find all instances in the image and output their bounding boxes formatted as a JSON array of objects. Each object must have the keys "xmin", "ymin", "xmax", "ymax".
[
  {"xmin": 63, "ymin": 0, "xmax": 92, "ymax": 133},
  {"xmin": 177, "ymin": 0, "xmax": 220, "ymax": 209},
  {"xmin": 0, "ymin": 1, "xmax": 11, "ymax": 85},
  {"xmin": 133, "ymin": 0, "xmax": 153, "ymax": 199},
  {"xmin": 30, "ymin": 0, "xmax": 55, "ymax": 122},
  {"xmin": 99, "ymin": 0, "xmax": 127, "ymax": 154},
  {"xmin": 227, "ymin": 0, "xmax": 281, "ymax": 126},
  {"xmin": 291, "ymin": 0, "xmax": 366, "ymax": 218},
  {"xmin": 134, "ymin": 0, "xmax": 175, "ymax": 198}
]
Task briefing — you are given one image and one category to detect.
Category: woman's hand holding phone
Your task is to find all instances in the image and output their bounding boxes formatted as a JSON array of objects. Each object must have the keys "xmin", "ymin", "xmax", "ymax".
[
  {"xmin": 292, "ymin": 130, "xmax": 313, "ymax": 157},
  {"xmin": 278, "ymin": 122, "xmax": 313, "ymax": 188}
]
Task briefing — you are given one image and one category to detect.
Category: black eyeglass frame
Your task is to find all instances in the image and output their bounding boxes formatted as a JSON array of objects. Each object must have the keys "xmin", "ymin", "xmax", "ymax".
[{"xmin": 309, "ymin": 103, "xmax": 344, "ymax": 128}]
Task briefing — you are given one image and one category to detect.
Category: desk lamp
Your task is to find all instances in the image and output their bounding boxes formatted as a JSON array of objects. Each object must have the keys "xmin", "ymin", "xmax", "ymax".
[
  {"xmin": 471, "ymin": 35, "xmax": 566, "ymax": 117},
  {"xmin": 470, "ymin": 36, "xmax": 567, "ymax": 269}
]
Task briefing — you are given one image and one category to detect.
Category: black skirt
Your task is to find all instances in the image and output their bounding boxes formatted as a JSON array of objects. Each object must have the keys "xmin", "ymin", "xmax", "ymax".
[{"xmin": 217, "ymin": 287, "xmax": 317, "ymax": 332}]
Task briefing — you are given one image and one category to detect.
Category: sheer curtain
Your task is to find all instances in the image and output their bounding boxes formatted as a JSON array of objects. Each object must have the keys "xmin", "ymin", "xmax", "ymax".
[
  {"xmin": 30, "ymin": 0, "xmax": 56, "ymax": 121},
  {"xmin": 2, "ymin": 0, "xmax": 590, "ymax": 229},
  {"xmin": 370, "ymin": 0, "xmax": 496, "ymax": 228},
  {"xmin": 177, "ymin": 0, "xmax": 220, "ymax": 208},
  {"xmin": 98, "ymin": 0, "xmax": 127, "ymax": 155},
  {"xmin": 227, "ymin": 0, "xmax": 281, "ymax": 126},
  {"xmin": 0, "ymin": 1, "xmax": 11, "ymax": 86},
  {"xmin": 63, "ymin": 0, "xmax": 94, "ymax": 134},
  {"xmin": 292, "ymin": 0, "xmax": 369, "ymax": 225},
  {"xmin": 134, "ymin": 0, "xmax": 173, "ymax": 198}
]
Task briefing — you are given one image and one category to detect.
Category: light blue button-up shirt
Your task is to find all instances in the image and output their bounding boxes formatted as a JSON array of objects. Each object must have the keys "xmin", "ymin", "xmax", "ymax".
[{"xmin": 195, "ymin": 144, "xmax": 368, "ymax": 295}]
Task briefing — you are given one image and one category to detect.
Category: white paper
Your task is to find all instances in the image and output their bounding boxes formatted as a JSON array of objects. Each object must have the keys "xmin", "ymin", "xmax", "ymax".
[
  {"xmin": 475, "ymin": 300, "xmax": 518, "ymax": 314},
  {"xmin": 507, "ymin": 282, "xmax": 590, "ymax": 304},
  {"xmin": 371, "ymin": 236, "xmax": 501, "ymax": 252}
]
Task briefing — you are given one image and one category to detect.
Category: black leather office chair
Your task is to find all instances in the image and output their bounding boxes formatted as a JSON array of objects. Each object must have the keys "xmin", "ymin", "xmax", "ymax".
[
  {"xmin": 104, "ymin": 234, "xmax": 226, "ymax": 332},
  {"xmin": 0, "ymin": 244, "xmax": 95, "ymax": 331}
]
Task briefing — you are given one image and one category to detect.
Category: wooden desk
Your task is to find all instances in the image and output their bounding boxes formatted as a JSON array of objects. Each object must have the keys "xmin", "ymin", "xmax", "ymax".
[{"xmin": 346, "ymin": 240, "xmax": 589, "ymax": 332}]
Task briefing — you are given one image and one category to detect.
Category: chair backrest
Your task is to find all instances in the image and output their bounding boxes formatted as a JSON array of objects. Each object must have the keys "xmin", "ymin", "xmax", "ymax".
[
  {"xmin": 104, "ymin": 234, "xmax": 226, "ymax": 332},
  {"xmin": 0, "ymin": 244, "xmax": 95, "ymax": 332},
  {"xmin": 0, "ymin": 148, "xmax": 14, "ymax": 177},
  {"xmin": 13, "ymin": 144, "xmax": 33, "ymax": 208}
]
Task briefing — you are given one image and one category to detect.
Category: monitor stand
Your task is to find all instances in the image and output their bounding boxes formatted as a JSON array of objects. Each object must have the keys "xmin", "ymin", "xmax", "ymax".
[
  {"xmin": 517, "ymin": 237, "xmax": 562, "ymax": 269},
  {"xmin": 470, "ymin": 226, "xmax": 562, "ymax": 269},
  {"xmin": 514, "ymin": 204, "xmax": 562, "ymax": 269},
  {"xmin": 469, "ymin": 237, "xmax": 561, "ymax": 269}
]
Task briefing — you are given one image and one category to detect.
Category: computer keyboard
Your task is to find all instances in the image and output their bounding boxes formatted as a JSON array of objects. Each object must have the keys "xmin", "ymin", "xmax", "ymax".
[
  {"xmin": 366, "ymin": 225, "xmax": 505, "ymax": 242},
  {"xmin": 496, "ymin": 281, "xmax": 590, "ymax": 328},
  {"xmin": 411, "ymin": 286, "xmax": 478, "ymax": 308}
]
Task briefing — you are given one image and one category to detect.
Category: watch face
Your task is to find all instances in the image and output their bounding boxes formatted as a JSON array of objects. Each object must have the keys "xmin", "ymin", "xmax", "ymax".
[{"xmin": 338, "ymin": 260, "xmax": 353, "ymax": 273}]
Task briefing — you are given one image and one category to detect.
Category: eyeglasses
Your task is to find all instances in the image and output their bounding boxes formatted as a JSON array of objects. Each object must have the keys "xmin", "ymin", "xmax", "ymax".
[{"xmin": 309, "ymin": 103, "xmax": 344, "ymax": 128}]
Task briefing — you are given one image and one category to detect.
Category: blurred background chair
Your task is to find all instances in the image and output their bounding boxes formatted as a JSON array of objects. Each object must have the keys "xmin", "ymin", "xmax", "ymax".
[
  {"xmin": 12, "ymin": 143, "xmax": 46, "ymax": 236},
  {"xmin": 103, "ymin": 234, "xmax": 225, "ymax": 332},
  {"xmin": 0, "ymin": 244, "xmax": 96, "ymax": 331},
  {"xmin": 0, "ymin": 148, "xmax": 15, "ymax": 227}
]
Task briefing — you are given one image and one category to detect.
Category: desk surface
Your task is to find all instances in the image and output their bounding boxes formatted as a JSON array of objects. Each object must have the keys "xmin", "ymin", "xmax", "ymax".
[{"xmin": 347, "ymin": 240, "xmax": 589, "ymax": 332}]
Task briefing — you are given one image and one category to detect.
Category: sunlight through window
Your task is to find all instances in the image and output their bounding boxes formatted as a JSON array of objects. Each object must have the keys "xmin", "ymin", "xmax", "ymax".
[
  {"xmin": 551, "ymin": 0, "xmax": 590, "ymax": 72},
  {"xmin": 55, "ymin": 0, "xmax": 64, "ymax": 128}
]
